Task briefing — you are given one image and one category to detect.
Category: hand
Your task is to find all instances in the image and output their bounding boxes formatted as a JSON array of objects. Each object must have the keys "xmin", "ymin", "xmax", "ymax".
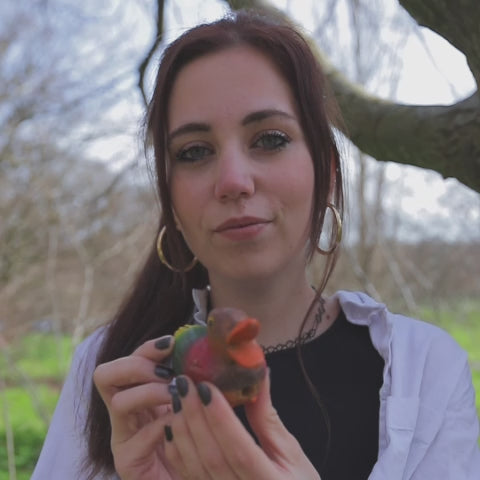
[
  {"xmin": 93, "ymin": 335, "xmax": 179, "ymax": 480},
  {"xmin": 164, "ymin": 372, "xmax": 320, "ymax": 480}
]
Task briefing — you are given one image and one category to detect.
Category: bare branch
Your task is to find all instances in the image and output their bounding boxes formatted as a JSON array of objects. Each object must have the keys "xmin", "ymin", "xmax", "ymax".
[
  {"xmin": 138, "ymin": 0, "xmax": 165, "ymax": 107},
  {"xmin": 320, "ymin": 55, "xmax": 480, "ymax": 192}
]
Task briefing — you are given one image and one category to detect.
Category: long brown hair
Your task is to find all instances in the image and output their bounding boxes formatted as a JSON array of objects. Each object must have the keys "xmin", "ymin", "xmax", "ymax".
[{"xmin": 84, "ymin": 9, "xmax": 344, "ymax": 478}]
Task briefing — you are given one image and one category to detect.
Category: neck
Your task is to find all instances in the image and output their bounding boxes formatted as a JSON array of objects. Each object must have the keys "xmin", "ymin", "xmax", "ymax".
[{"xmin": 208, "ymin": 271, "xmax": 320, "ymax": 348}]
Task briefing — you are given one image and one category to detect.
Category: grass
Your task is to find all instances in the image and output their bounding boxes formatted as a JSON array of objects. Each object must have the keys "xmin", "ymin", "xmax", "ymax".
[
  {"xmin": 1, "ymin": 333, "xmax": 72, "ymax": 384},
  {"xmin": 0, "ymin": 335, "xmax": 74, "ymax": 480},
  {"xmin": 1, "ymin": 302, "xmax": 480, "ymax": 478},
  {"xmin": 0, "ymin": 387, "xmax": 60, "ymax": 480}
]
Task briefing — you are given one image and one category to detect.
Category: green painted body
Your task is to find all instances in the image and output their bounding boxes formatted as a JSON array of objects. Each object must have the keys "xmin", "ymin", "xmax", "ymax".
[{"xmin": 172, "ymin": 324, "xmax": 206, "ymax": 374}]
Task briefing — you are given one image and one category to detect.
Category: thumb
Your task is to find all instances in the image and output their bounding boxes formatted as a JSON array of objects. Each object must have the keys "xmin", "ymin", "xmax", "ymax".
[{"xmin": 244, "ymin": 369, "xmax": 301, "ymax": 461}]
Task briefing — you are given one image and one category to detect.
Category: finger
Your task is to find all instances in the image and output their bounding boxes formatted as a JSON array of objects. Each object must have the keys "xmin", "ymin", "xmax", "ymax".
[
  {"xmin": 163, "ymin": 423, "xmax": 190, "ymax": 479},
  {"xmin": 94, "ymin": 354, "xmax": 172, "ymax": 404},
  {"xmin": 114, "ymin": 415, "xmax": 170, "ymax": 474},
  {"xmin": 111, "ymin": 410, "xmax": 188, "ymax": 480},
  {"xmin": 165, "ymin": 418, "xmax": 211, "ymax": 479},
  {"xmin": 110, "ymin": 382, "xmax": 172, "ymax": 418},
  {"xmin": 107, "ymin": 383, "xmax": 173, "ymax": 443},
  {"xmin": 167, "ymin": 380, "xmax": 215, "ymax": 479},
  {"xmin": 94, "ymin": 335, "xmax": 174, "ymax": 404},
  {"xmin": 244, "ymin": 371, "xmax": 304, "ymax": 464},
  {"xmin": 131, "ymin": 334, "xmax": 175, "ymax": 361},
  {"xmin": 184, "ymin": 379, "xmax": 272, "ymax": 479}
]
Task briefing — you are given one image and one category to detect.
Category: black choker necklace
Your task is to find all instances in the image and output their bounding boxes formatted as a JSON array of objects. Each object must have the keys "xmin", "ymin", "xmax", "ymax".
[{"xmin": 261, "ymin": 297, "xmax": 325, "ymax": 354}]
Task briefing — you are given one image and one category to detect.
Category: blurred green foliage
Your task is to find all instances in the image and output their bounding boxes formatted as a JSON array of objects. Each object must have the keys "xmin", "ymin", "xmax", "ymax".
[
  {"xmin": 1, "ymin": 334, "xmax": 72, "ymax": 383},
  {"xmin": 0, "ymin": 387, "xmax": 62, "ymax": 480},
  {"xmin": 0, "ymin": 337, "xmax": 73, "ymax": 480}
]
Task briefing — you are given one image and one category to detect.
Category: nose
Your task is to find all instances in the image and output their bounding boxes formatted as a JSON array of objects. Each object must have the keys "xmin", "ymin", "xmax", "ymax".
[{"xmin": 214, "ymin": 149, "xmax": 255, "ymax": 201}]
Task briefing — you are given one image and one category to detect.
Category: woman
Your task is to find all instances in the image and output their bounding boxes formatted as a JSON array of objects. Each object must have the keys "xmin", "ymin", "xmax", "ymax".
[{"xmin": 32, "ymin": 10, "xmax": 480, "ymax": 480}]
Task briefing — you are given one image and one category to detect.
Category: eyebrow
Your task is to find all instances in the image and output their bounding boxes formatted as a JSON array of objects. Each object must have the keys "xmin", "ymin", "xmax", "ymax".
[
  {"xmin": 241, "ymin": 109, "xmax": 296, "ymax": 125},
  {"xmin": 168, "ymin": 122, "xmax": 210, "ymax": 145},
  {"xmin": 167, "ymin": 109, "xmax": 297, "ymax": 145}
]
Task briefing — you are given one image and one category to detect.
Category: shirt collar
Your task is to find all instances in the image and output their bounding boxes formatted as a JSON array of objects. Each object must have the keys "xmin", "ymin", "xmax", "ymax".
[{"xmin": 192, "ymin": 288, "xmax": 208, "ymax": 326}]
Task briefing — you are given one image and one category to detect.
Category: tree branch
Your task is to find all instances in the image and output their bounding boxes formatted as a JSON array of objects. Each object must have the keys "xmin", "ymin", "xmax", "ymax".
[
  {"xmin": 399, "ymin": 0, "xmax": 480, "ymax": 87},
  {"xmin": 137, "ymin": 0, "xmax": 165, "ymax": 107},
  {"xmin": 319, "ymin": 50, "xmax": 480, "ymax": 192},
  {"xmin": 224, "ymin": 0, "xmax": 480, "ymax": 193}
]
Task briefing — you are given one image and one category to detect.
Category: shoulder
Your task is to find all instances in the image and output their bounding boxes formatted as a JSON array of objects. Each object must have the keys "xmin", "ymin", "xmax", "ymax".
[
  {"xmin": 67, "ymin": 327, "xmax": 108, "ymax": 395},
  {"xmin": 389, "ymin": 310, "xmax": 469, "ymax": 392},
  {"xmin": 73, "ymin": 326, "xmax": 107, "ymax": 361},
  {"xmin": 335, "ymin": 290, "xmax": 468, "ymax": 371},
  {"xmin": 71, "ymin": 327, "xmax": 107, "ymax": 368}
]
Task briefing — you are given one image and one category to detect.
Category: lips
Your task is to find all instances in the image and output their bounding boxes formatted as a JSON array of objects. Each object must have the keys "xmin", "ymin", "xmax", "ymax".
[{"xmin": 214, "ymin": 216, "xmax": 270, "ymax": 233}]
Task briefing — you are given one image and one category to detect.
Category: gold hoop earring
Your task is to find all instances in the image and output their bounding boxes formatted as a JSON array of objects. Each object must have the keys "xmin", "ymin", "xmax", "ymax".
[
  {"xmin": 156, "ymin": 226, "xmax": 198, "ymax": 272},
  {"xmin": 316, "ymin": 203, "xmax": 342, "ymax": 255}
]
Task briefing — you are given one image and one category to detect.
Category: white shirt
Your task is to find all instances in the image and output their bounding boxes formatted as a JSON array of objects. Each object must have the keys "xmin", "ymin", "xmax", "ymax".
[{"xmin": 31, "ymin": 290, "xmax": 480, "ymax": 479}]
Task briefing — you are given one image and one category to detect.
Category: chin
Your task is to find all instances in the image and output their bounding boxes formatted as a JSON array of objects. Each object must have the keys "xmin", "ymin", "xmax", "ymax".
[
  {"xmin": 207, "ymin": 249, "xmax": 301, "ymax": 283},
  {"xmin": 219, "ymin": 263, "xmax": 285, "ymax": 284}
]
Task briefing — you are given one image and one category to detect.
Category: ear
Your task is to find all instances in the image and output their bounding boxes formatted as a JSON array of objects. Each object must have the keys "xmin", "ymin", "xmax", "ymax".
[
  {"xmin": 328, "ymin": 152, "xmax": 338, "ymax": 203},
  {"xmin": 172, "ymin": 208, "xmax": 183, "ymax": 231}
]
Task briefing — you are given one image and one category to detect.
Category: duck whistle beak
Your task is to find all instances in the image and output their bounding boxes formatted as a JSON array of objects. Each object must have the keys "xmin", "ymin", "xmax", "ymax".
[{"xmin": 227, "ymin": 317, "xmax": 260, "ymax": 345}]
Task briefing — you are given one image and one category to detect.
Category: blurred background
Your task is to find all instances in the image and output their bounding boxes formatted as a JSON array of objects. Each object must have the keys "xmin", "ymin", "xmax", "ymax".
[{"xmin": 1, "ymin": 0, "xmax": 479, "ymax": 478}]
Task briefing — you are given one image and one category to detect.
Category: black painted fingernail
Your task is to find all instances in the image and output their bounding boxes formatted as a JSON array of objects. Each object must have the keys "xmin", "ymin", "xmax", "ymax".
[
  {"xmin": 197, "ymin": 382, "xmax": 211, "ymax": 406},
  {"xmin": 155, "ymin": 336, "xmax": 172, "ymax": 350},
  {"xmin": 176, "ymin": 376, "xmax": 189, "ymax": 398},
  {"xmin": 171, "ymin": 392, "xmax": 182, "ymax": 413},
  {"xmin": 164, "ymin": 425, "xmax": 173, "ymax": 442},
  {"xmin": 154, "ymin": 365, "xmax": 173, "ymax": 380}
]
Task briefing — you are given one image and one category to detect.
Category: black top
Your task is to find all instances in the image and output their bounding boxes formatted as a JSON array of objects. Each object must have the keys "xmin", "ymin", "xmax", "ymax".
[{"xmin": 235, "ymin": 309, "xmax": 384, "ymax": 480}]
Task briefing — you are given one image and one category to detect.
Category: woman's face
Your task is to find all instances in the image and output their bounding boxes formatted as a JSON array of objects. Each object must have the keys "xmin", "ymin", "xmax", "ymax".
[{"xmin": 167, "ymin": 46, "xmax": 315, "ymax": 283}]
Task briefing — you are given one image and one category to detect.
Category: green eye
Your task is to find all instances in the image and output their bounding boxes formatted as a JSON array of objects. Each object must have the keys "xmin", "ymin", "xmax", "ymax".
[
  {"xmin": 176, "ymin": 145, "xmax": 212, "ymax": 163},
  {"xmin": 253, "ymin": 131, "xmax": 290, "ymax": 151}
]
